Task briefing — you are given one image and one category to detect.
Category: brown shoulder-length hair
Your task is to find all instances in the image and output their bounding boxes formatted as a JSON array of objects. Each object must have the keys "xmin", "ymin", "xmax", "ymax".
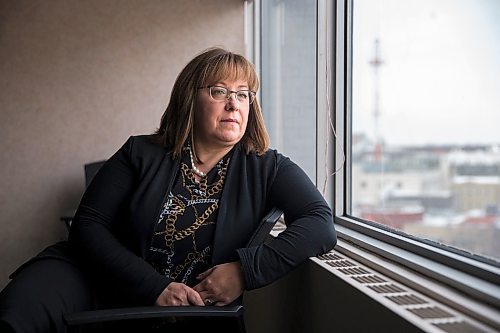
[{"xmin": 153, "ymin": 47, "xmax": 270, "ymax": 159}]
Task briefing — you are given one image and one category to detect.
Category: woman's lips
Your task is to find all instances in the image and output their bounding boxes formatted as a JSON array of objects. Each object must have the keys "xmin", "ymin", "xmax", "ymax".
[{"xmin": 221, "ymin": 119, "xmax": 239, "ymax": 124}]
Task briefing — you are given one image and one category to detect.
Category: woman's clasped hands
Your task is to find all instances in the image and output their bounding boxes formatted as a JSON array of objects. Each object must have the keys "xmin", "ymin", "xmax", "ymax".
[{"xmin": 155, "ymin": 261, "xmax": 245, "ymax": 307}]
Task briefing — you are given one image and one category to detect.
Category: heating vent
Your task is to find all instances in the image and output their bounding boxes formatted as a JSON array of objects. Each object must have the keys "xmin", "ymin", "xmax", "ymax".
[
  {"xmin": 352, "ymin": 274, "xmax": 387, "ymax": 284},
  {"xmin": 433, "ymin": 321, "xmax": 486, "ymax": 333},
  {"xmin": 338, "ymin": 267, "xmax": 370, "ymax": 275},
  {"xmin": 368, "ymin": 284, "xmax": 405, "ymax": 294},
  {"xmin": 326, "ymin": 259, "xmax": 357, "ymax": 268},
  {"xmin": 408, "ymin": 307, "xmax": 453, "ymax": 319},
  {"xmin": 386, "ymin": 294, "xmax": 428, "ymax": 306},
  {"xmin": 316, "ymin": 251, "xmax": 493, "ymax": 333}
]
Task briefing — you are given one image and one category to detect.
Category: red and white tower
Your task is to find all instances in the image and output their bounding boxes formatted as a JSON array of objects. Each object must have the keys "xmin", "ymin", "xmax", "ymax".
[{"xmin": 369, "ymin": 39, "xmax": 384, "ymax": 162}]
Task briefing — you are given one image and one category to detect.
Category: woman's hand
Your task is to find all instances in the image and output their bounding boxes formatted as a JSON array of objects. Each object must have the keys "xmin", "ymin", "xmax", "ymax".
[
  {"xmin": 155, "ymin": 282, "xmax": 205, "ymax": 306},
  {"xmin": 193, "ymin": 261, "xmax": 245, "ymax": 306}
]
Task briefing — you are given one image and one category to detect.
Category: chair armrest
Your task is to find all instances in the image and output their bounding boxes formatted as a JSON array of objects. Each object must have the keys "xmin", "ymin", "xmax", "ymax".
[
  {"xmin": 60, "ymin": 209, "xmax": 76, "ymax": 230},
  {"xmin": 64, "ymin": 305, "xmax": 244, "ymax": 326},
  {"xmin": 246, "ymin": 207, "xmax": 283, "ymax": 247}
]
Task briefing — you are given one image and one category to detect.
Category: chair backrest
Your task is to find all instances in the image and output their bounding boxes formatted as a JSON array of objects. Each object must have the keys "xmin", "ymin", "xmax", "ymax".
[
  {"xmin": 84, "ymin": 160, "xmax": 105, "ymax": 187},
  {"xmin": 60, "ymin": 161, "xmax": 105, "ymax": 230}
]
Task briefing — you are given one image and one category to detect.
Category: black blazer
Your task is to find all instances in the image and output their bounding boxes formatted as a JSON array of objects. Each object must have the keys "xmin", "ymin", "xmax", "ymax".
[{"xmin": 68, "ymin": 135, "xmax": 336, "ymax": 305}]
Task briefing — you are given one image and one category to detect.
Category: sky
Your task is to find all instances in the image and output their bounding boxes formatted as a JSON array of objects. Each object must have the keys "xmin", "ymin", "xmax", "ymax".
[{"xmin": 352, "ymin": 0, "xmax": 500, "ymax": 146}]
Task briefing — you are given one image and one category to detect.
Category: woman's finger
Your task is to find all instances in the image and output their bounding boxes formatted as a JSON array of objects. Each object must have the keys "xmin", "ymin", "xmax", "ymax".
[
  {"xmin": 196, "ymin": 266, "xmax": 215, "ymax": 280},
  {"xmin": 187, "ymin": 288, "xmax": 205, "ymax": 306}
]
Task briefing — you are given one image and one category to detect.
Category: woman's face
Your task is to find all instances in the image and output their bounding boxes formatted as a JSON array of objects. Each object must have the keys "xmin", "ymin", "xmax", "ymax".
[{"xmin": 193, "ymin": 79, "xmax": 250, "ymax": 151}]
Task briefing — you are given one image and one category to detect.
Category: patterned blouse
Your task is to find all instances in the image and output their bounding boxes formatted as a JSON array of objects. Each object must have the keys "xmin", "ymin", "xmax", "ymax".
[{"xmin": 146, "ymin": 147, "xmax": 231, "ymax": 287}]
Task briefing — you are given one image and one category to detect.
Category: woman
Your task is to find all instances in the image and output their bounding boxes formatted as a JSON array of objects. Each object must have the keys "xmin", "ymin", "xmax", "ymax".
[{"xmin": 0, "ymin": 47, "xmax": 336, "ymax": 332}]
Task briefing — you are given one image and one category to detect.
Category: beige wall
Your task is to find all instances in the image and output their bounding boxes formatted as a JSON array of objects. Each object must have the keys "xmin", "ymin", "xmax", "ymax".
[{"xmin": 0, "ymin": 0, "xmax": 245, "ymax": 289}]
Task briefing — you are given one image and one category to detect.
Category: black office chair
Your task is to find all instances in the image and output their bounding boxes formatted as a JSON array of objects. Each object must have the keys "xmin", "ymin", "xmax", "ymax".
[
  {"xmin": 83, "ymin": 160, "xmax": 106, "ymax": 187},
  {"xmin": 60, "ymin": 161, "xmax": 106, "ymax": 229},
  {"xmin": 64, "ymin": 207, "xmax": 284, "ymax": 333}
]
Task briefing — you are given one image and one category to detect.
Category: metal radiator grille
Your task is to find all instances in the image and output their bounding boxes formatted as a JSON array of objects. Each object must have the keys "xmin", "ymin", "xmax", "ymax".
[{"xmin": 316, "ymin": 251, "xmax": 494, "ymax": 333}]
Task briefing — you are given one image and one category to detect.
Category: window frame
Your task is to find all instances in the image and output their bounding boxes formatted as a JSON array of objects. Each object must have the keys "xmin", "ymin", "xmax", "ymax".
[
  {"xmin": 332, "ymin": 0, "xmax": 500, "ymax": 307},
  {"xmin": 248, "ymin": 0, "xmax": 500, "ymax": 310}
]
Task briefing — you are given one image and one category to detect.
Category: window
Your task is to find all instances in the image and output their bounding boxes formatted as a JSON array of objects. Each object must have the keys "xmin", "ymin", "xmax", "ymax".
[
  {"xmin": 260, "ymin": 0, "xmax": 317, "ymax": 181},
  {"xmin": 350, "ymin": 0, "xmax": 500, "ymax": 263},
  {"xmin": 252, "ymin": 0, "xmax": 499, "ymax": 312}
]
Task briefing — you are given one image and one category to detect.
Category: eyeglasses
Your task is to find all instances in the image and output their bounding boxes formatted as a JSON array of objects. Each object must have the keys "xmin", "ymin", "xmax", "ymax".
[{"xmin": 198, "ymin": 85, "xmax": 256, "ymax": 104}]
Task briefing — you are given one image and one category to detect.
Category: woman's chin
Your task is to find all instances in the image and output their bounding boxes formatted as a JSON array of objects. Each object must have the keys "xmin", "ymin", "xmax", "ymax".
[{"xmin": 215, "ymin": 131, "xmax": 244, "ymax": 144}]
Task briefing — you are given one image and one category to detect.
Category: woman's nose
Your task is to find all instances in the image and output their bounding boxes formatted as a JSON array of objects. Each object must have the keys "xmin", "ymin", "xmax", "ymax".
[{"xmin": 225, "ymin": 95, "xmax": 239, "ymax": 111}]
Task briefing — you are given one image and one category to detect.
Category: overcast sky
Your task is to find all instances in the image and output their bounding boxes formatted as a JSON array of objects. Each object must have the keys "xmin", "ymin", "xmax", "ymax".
[{"xmin": 352, "ymin": 0, "xmax": 500, "ymax": 146}]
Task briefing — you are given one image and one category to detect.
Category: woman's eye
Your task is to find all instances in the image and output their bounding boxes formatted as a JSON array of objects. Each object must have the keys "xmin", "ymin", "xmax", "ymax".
[
  {"xmin": 237, "ymin": 91, "xmax": 249, "ymax": 100},
  {"xmin": 212, "ymin": 88, "xmax": 227, "ymax": 96}
]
